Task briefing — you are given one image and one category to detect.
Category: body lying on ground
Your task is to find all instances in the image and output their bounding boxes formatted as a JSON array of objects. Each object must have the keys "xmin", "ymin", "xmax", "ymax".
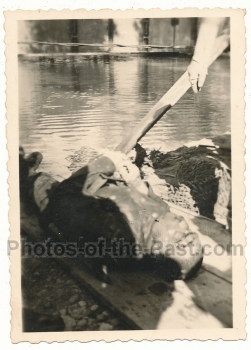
[{"xmin": 20, "ymin": 147, "xmax": 203, "ymax": 281}]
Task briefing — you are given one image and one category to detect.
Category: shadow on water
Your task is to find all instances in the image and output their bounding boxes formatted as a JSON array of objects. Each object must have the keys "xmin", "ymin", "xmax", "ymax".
[
  {"xmin": 138, "ymin": 58, "xmax": 149, "ymax": 102},
  {"xmin": 71, "ymin": 57, "xmax": 81, "ymax": 92}
]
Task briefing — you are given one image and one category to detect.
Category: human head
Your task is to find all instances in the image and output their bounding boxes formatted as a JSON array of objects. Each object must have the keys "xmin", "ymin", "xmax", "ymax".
[{"xmin": 151, "ymin": 212, "xmax": 203, "ymax": 280}]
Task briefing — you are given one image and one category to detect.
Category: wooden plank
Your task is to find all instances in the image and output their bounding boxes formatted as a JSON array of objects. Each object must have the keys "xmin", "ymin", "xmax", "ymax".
[
  {"xmin": 20, "ymin": 203, "xmax": 232, "ymax": 329},
  {"xmin": 186, "ymin": 269, "xmax": 232, "ymax": 327},
  {"xmin": 156, "ymin": 275, "xmax": 231, "ymax": 329},
  {"xmin": 61, "ymin": 259, "xmax": 231, "ymax": 329},
  {"xmin": 59, "ymin": 258, "xmax": 174, "ymax": 330}
]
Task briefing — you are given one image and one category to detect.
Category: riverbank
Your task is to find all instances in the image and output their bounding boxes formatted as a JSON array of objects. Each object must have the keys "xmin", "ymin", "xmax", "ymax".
[{"xmin": 22, "ymin": 253, "xmax": 129, "ymax": 332}]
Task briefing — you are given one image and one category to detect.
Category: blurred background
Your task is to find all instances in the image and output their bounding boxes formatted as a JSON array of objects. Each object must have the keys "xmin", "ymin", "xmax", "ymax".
[{"xmin": 18, "ymin": 18, "xmax": 200, "ymax": 54}]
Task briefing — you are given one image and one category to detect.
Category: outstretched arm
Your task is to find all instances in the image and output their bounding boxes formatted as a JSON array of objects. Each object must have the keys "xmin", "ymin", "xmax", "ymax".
[
  {"xmin": 71, "ymin": 153, "xmax": 124, "ymax": 195},
  {"xmin": 71, "ymin": 150, "xmax": 157, "ymax": 197},
  {"xmin": 188, "ymin": 17, "xmax": 228, "ymax": 93}
]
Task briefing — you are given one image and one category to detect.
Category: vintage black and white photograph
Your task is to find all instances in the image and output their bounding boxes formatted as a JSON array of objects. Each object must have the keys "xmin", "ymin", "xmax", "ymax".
[{"xmin": 5, "ymin": 9, "xmax": 246, "ymax": 341}]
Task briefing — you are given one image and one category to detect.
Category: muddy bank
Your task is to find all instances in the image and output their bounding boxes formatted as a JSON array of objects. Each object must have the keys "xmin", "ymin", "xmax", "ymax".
[{"xmin": 22, "ymin": 255, "xmax": 129, "ymax": 332}]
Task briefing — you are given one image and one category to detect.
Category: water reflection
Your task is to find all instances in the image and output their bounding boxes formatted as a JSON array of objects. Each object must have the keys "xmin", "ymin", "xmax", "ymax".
[
  {"xmin": 19, "ymin": 56, "xmax": 230, "ymax": 179},
  {"xmin": 138, "ymin": 59, "xmax": 149, "ymax": 102}
]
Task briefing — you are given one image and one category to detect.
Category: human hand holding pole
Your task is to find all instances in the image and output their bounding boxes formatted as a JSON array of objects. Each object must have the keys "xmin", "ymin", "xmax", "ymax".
[{"xmin": 188, "ymin": 18, "xmax": 229, "ymax": 93}]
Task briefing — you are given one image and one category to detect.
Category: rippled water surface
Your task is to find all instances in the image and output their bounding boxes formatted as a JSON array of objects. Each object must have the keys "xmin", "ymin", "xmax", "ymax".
[{"xmin": 19, "ymin": 56, "xmax": 230, "ymax": 179}]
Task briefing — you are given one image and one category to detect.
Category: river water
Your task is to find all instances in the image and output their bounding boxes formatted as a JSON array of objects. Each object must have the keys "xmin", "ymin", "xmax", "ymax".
[{"xmin": 19, "ymin": 55, "xmax": 230, "ymax": 180}]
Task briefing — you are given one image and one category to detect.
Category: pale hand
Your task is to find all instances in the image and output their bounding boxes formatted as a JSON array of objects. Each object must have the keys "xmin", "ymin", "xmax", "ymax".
[
  {"xmin": 187, "ymin": 59, "xmax": 208, "ymax": 93},
  {"xmin": 118, "ymin": 160, "xmax": 148, "ymax": 195}
]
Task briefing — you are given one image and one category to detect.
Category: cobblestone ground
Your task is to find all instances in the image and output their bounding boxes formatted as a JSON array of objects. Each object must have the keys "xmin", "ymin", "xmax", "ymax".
[{"xmin": 22, "ymin": 257, "xmax": 129, "ymax": 331}]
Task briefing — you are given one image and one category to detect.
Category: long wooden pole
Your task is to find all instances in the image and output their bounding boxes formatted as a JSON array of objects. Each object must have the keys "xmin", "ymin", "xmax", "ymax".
[{"xmin": 115, "ymin": 34, "xmax": 230, "ymax": 154}]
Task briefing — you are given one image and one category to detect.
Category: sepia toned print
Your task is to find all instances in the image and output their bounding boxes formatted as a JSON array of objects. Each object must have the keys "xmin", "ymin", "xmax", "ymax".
[{"xmin": 6, "ymin": 8, "xmax": 246, "ymax": 342}]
